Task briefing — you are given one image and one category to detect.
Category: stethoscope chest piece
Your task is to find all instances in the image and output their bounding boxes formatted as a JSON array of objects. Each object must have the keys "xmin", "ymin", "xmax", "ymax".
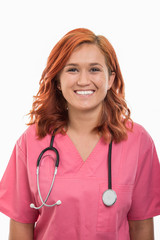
[{"xmin": 102, "ymin": 189, "xmax": 117, "ymax": 207}]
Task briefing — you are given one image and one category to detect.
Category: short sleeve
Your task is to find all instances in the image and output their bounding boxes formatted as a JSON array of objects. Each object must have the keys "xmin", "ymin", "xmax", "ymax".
[
  {"xmin": 0, "ymin": 140, "xmax": 39, "ymax": 223},
  {"xmin": 128, "ymin": 130, "xmax": 160, "ymax": 220}
]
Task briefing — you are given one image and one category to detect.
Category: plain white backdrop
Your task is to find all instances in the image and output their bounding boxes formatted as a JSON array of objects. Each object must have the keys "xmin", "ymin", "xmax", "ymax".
[{"xmin": 0, "ymin": 0, "xmax": 159, "ymax": 238}]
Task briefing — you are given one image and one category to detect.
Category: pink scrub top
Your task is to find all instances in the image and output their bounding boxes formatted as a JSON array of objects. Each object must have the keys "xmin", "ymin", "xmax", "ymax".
[{"xmin": 0, "ymin": 122, "xmax": 160, "ymax": 240}]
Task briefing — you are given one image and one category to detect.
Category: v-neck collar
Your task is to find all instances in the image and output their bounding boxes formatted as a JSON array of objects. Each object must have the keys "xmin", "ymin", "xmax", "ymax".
[{"xmin": 64, "ymin": 133, "xmax": 103, "ymax": 163}]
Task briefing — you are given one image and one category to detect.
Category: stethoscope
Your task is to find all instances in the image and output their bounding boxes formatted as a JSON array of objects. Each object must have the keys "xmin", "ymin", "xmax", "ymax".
[{"xmin": 30, "ymin": 135, "xmax": 117, "ymax": 209}]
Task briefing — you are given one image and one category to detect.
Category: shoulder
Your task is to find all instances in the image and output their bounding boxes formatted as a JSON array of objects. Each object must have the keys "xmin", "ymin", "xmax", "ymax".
[
  {"xmin": 127, "ymin": 121, "xmax": 153, "ymax": 140},
  {"xmin": 127, "ymin": 121, "xmax": 154, "ymax": 151},
  {"xmin": 16, "ymin": 124, "xmax": 41, "ymax": 153},
  {"xmin": 17, "ymin": 124, "xmax": 36, "ymax": 142}
]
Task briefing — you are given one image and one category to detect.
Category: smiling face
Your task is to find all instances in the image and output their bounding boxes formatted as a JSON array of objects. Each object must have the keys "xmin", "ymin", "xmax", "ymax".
[{"xmin": 59, "ymin": 43, "xmax": 115, "ymax": 114}]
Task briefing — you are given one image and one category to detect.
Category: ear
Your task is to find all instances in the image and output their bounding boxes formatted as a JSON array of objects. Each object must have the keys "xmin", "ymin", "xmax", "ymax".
[
  {"xmin": 108, "ymin": 72, "xmax": 115, "ymax": 90},
  {"xmin": 57, "ymin": 82, "xmax": 61, "ymax": 91}
]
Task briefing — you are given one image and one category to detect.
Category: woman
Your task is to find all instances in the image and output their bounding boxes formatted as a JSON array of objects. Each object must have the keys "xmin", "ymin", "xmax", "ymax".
[{"xmin": 0, "ymin": 28, "xmax": 160, "ymax": 240}]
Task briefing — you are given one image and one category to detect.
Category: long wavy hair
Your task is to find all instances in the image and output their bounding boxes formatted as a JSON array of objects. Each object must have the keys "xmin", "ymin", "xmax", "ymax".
[{"xmin": 28, "ymin": 28, "xmax": 133, "ymax": 143}]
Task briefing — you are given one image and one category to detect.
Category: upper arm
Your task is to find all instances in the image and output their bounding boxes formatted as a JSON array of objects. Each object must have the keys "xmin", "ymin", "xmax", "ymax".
[
  {"xmin": 9, "ymin": 219, "xmax": 34, "ymax": 240},
  {"xmin": 129, "ymin": 218, "xmax": 154, "ymax": 240},
  {"xmin": 128, "ymin": 130, "xmax": 160, "ymax": 220}
]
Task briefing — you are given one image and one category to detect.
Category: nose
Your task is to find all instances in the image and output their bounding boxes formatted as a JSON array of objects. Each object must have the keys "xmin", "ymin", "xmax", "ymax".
[{"xmin": 77, "ymin": 70, "xmax": 90, "ymax": 86}]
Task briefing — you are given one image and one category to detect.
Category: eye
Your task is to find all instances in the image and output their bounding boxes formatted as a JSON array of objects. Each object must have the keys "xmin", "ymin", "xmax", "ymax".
[
  {"xmin": 90, "ymin": 67, "xmax": 101, "ymax": 72},
  {"xmin": 67, "ymin": 68, "xmax": 78, "ymax": 72}
]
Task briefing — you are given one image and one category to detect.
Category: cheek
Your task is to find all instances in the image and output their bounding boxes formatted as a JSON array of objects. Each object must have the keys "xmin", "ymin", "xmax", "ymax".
[
  {"xmin": 60, "ymin": 80, "xmax": 74, "ymax": 101},
  {"xmin": 93, "ymin": 72, "xmax": 108, "ymax": 85},
  {"xmin": 96, "ymin": 76, "xmax": 109, "ymax": 92},
  {"xmin": 60, "ymin": 75, "xmax": 76, "ymax": 90}
]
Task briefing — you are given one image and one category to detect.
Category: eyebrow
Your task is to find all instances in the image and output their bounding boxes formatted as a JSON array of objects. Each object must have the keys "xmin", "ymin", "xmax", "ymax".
[{"xmin": 64, "ymin": 63, "xmax": 103, "ymax": 68}]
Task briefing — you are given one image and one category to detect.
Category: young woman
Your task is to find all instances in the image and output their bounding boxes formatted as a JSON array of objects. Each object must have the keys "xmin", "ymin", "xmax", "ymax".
[{"xmin": 0, "ymin": 28, "xmax": 160, "ymax": 240}]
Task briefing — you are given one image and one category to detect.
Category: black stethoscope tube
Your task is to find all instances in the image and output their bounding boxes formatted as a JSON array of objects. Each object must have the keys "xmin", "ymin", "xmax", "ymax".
[
  {"xmin": 108, "ymin": 141, "xmax": 112, "ymax": 189},
  {"xmin": 37, "ymin": 135, "xmax": 59, "ymax": 168}
]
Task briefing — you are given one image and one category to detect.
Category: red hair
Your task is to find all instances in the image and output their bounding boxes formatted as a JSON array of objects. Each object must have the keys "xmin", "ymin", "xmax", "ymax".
[{"xmin": 28, "ymin": 28, "xmax": 133, "ymax": 143}]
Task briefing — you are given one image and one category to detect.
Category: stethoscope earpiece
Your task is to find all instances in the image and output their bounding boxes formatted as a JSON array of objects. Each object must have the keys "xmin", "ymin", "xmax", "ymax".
[
  {"xmin": 56, "ymin": 200, "xmax": 62, "ymax": 205},
  {"xmin": 30, "ymin": 203, "xmax": 35, "ymax": 209}
]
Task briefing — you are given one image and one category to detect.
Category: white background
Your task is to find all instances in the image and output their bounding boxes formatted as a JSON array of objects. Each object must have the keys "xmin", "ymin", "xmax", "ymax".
[{"xmin": 0, "ymin": 0, "xmax": 159, "ymax": 238}]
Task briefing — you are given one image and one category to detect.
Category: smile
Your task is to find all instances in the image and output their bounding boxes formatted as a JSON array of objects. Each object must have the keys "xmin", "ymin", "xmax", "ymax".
[{"xmin": 74, "ymin": 90, "xmax": 95, "ymax": 95}]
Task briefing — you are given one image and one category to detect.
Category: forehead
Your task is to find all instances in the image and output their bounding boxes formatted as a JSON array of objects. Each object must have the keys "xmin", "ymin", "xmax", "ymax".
[{"xmin": 66, "ymin": 43, "xmax": 106, "ymax": 65}]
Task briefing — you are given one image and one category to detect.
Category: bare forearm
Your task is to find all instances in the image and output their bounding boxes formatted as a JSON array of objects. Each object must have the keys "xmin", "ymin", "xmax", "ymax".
[
  {"xmin": 129, "ymin": 218, "xmax": 154, "ymax": 240},
  {"xmin": 9, "ymin": 219, "xmax": 34, "ymax": 240}
]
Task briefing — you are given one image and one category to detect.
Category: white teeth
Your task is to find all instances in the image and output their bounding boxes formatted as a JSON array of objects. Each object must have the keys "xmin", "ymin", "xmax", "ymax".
[{"xmin": 76, "ymin": 90, "xmax": 94, "ymax": 95}]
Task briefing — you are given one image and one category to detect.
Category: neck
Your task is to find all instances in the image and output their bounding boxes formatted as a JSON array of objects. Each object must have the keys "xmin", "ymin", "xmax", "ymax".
[{"xmin": 67, "ymin": 106, "xmax": 102, "ymax": 136}]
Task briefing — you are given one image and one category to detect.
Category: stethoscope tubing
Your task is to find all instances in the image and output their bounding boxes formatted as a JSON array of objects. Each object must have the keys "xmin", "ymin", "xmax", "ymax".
[
  {"xmin": 31, "ymin": 135, "xmax": 117, "ymax": 209},
  {"xmin": 37, "ymin": 136, "xmax": 59, "ymax": 168},
  {"xmin": 30, "ymin": 135, "xmax": 61, "ymax": 209},
  {"xmin": 108, "ymin": 141, "xmax": 112, "ymax": 189},
  {"xmin": 36, "ymin": 166, "xmax": 58, "ymax": 208}
]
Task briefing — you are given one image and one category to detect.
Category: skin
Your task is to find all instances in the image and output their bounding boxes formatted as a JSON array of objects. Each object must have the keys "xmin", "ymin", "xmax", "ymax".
[
  {"xmin": 9, "ymin": 219, "xmax": 34, "ymax": 240},
  {"xmin": 59, "ymin": 44, "xmax": 114, "ymax": 114},
  {"xmin": 129, "ymin": 218, "xmax": 154, "ymax": 240},
  {"xmin": 9, "ymin": 43, "xmax": 154, "ymax": 239}
]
